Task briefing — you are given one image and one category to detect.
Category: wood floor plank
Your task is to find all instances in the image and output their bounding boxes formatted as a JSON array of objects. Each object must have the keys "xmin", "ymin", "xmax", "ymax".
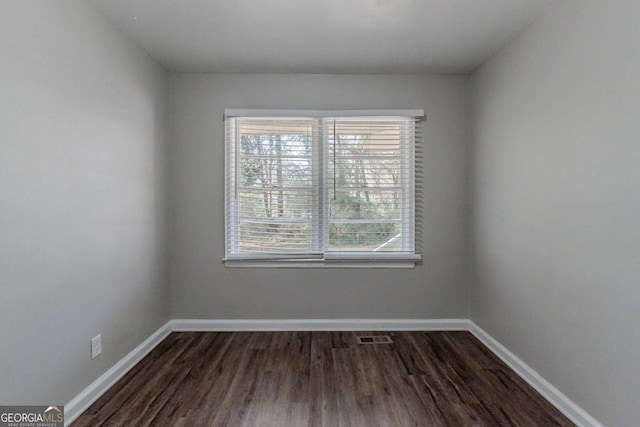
[
  {"xmin": 149, "ymin": 333, "xmax": 227, "ymax": 423},
  {"xmin": 140, "ymin": 334, "xmax": 220, "ymax": 426},
  {"xmin": 99, "ymin": 335, "xmax": 200, "ymax": 427},
  {"xmin": 72, "ymin": 331, "xmax": 576, "ymax": 427},
  {"xmin": 308, "ymin": 332, "xmax": 339, "ymax": 427}
]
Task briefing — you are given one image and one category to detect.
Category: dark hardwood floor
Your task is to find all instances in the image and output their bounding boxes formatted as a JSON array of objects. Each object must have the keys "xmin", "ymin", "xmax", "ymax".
[{"xmin": 72, "ymin": 331, "xmax": 575, "ymax": 426}]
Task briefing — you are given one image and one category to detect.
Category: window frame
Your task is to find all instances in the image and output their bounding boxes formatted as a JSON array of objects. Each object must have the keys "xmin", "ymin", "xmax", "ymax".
[{"xmin": 224, "ymin": 109, "xmax": 423, "ymax": 268}]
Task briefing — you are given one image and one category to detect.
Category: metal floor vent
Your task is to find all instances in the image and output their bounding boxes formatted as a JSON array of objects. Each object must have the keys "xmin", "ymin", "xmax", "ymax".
[{"xmin": 356, "ymin": 335, "xmax": 393, "ymax": 344}]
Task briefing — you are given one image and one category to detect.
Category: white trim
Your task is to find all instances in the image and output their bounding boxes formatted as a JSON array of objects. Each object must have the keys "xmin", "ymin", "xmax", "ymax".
[
  {"xmin": 468, "ymin": 322, "xmax": 604, "ymax": 427},
  {"xmin": 324, "ymin": 252, "xmax": 421, "ymax": 261},
  {"xmin": 225, "ymin": 112, "xmax": 422, "ymax": 264},
  {"xmin": 64, "ymin": 321, "xmax": 172, "ymax": 426},
  {"xmin": 224, "ymin": 261, "xmax": 416, "ymax": 268},
  {"xmin": 169, "ymin": 318, "xmax": 468, "ymax": 332},
  {"xmin": 62, "ymin": 318, "xmax": 603, "ymax": 427},
  {"xmin": 224, "ymin": 108, "xmax": 425, "ymax": 118}
]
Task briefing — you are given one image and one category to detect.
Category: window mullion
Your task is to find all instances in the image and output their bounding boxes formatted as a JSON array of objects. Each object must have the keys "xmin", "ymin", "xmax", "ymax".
[
  {"xmin": 312, "ymin": 118, "xmax": 327, "ymax": 252},
  {"xmin": 322, "ymin": 119, "xmax": 331, "ymax": 252},
  {"xmin": 318, "ymin": 118, "xmax": 330, "ymax": 253}
]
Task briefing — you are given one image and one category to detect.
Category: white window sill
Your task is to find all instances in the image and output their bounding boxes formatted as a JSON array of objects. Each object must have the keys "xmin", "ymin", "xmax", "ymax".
[
  {"xmin": 223, "ymin": 254, "xmax": 421, "ymax": 269},
  {"xmin": 224, "ymin": 261, "xmax": 417, "ymax": 269}
]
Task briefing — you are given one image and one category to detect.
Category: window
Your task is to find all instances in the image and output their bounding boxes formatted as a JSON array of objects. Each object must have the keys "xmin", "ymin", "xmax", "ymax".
[{"xmin": 224, "ymin": 109, "xmax": 423, "ymax": 267}]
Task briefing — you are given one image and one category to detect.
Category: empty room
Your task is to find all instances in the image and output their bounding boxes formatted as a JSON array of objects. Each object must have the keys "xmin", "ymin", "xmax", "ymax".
[{"xmin": 1, "ymin": 0, "xmax": 638, "ymax": 426}]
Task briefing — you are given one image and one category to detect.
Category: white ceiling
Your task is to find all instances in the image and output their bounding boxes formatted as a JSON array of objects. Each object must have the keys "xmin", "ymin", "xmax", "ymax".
[{"xmin": 89, "ymin": 0, "xmax": 558, "ymax": 74}]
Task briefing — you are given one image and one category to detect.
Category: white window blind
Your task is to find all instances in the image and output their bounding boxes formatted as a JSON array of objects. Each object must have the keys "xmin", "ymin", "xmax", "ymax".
[{"xmin": 224, "ymin": 109, "xmax": 423, "ymax": 267}]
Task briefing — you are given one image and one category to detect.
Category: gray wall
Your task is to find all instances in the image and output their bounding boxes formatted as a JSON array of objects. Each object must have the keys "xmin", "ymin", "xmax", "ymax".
[
  {"xmin": 470, "ymin": 1, "xmax": 640, "ymax": 425},
  {"xmin": 0, "ymin": 1, "xmax": 170, "ymax": 405},
  {"xmin": 169, "ymin": 74, "xmax": 469, "ymax": 319}
]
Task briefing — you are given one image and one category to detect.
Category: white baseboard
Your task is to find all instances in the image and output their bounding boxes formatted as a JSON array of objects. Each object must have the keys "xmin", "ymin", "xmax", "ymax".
[
  {"xmin": 64, "ymin": 321, "xmax": 172, "ymax": 426},
  {"xmin": 468, "ymin": 322, "xmax": 604, "ymax": 427},
  {"xmin": 63, "ymin": 318, "xmax": 602, "ymax": 427},
  {"xmin": 169, "ymin": 318, "xmax": 470, "ymax": 331}
]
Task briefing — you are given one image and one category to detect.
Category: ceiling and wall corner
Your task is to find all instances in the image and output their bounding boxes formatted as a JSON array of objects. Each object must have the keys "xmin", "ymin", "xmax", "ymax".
[{"xmin": 88, "ymin": 0, "xmax": 558, "ymax": 74}]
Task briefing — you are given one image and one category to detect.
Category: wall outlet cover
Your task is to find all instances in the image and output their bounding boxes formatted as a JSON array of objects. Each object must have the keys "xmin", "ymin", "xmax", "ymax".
[{"xmin": 91, "ymin": 334, "xmax": 102, "ymax": 359}]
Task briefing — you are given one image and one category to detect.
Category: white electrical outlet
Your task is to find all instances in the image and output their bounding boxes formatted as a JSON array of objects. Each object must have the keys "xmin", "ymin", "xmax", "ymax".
[{"xmin": 91, "ymin": 334, "xmax": 102, "ymax": 359}]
